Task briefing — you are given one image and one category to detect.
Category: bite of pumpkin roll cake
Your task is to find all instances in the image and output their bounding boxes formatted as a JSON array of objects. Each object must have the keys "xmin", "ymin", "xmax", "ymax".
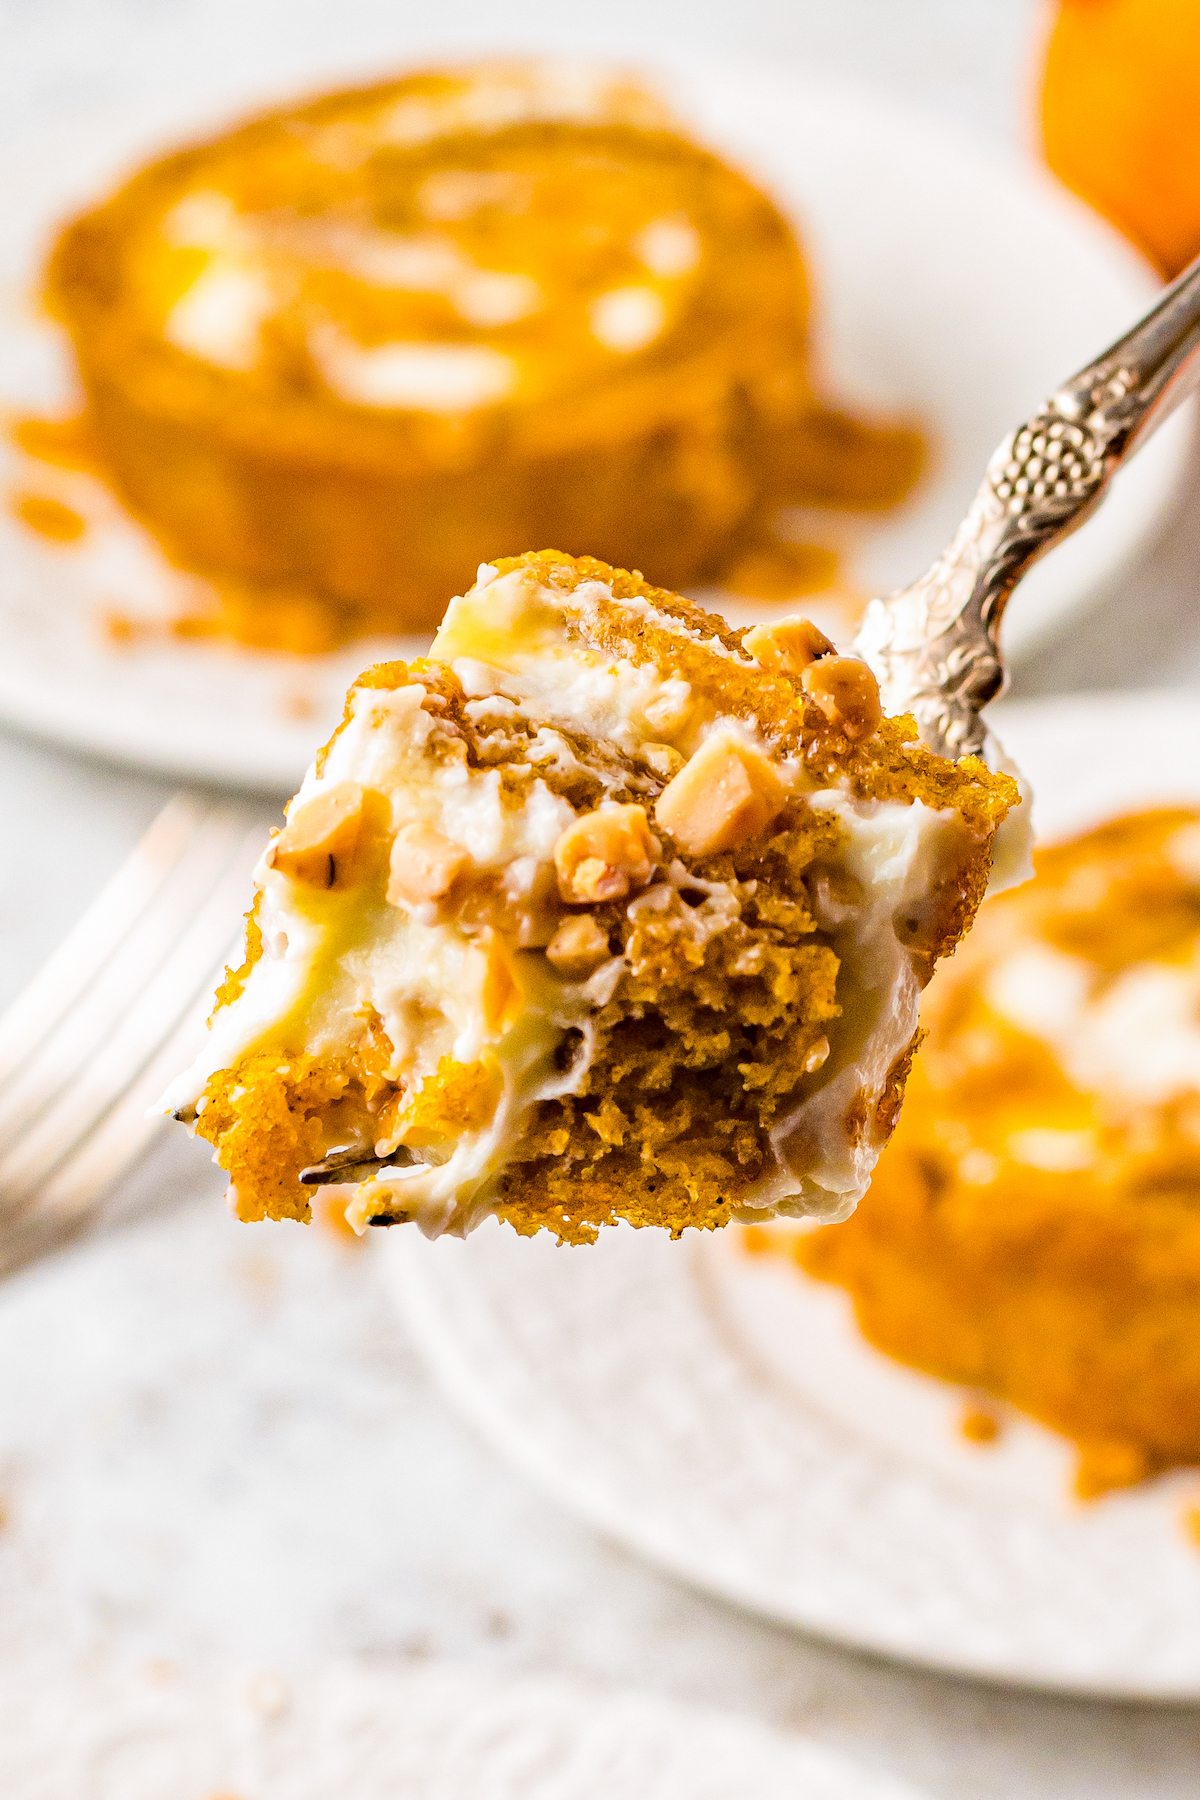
[
  {"xmin": 41, "ymin": 58, "xmax": 922, "ymax": 650},
  {"xmin": 164, "ymin": 551, "xmax": 1017, "ymax": 1243}
]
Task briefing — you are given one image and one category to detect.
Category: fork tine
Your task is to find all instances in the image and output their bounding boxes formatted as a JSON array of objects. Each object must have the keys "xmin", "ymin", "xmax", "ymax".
[
  {"xmin": 0, "ymin": 808, "xmax": 264, "ymax": 1154},
  {"xmin": 0, "ymin": 794, "xmax": 231, "ymax": 1083},
  {"xmin": 25, "ymin": 942, "xmax": 240, "ymax": 1221},
  {"xmin": 0, "ymin": 825, "xmax": 264, "ymax": 1211},
  {"xmin": 0, "ymin": 790, "xmax": 275, "ymax": 1278}
]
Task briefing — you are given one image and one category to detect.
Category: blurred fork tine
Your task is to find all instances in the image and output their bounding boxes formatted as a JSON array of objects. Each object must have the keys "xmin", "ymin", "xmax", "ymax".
[
  {"xmin": 0, "ymin": 793, "xmax": 268, "ymax": 1276},
  {"xmin": 0, "ymin": 800, "xmax": 256, "ymax": 1142},
  {"xmin": 0, "ymin": 969, "xmax": 233, "ymax": 1281},
  {"xmin": 0, "ymin": 794, "xmax": 216, "ymax": 1081},
  {"xmin": 0, "ymin": 842, "xmax": 255, "ymax": 1200}
]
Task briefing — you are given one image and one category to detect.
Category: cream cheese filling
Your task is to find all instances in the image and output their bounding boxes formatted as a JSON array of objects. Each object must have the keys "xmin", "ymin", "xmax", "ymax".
[
  {"xmin": 164, "ymin": 260, "xmax": 276, "ymax": 371},
  {"xmin": 432, "ymin": 564, "xmax": 741, "ymax": 761},
  {"xmin": 986, "ymin": 940, "xmax": 1200, "ymax": 1107},
  {"xmin": 311, "ymin": 329, "xmax": 518, "ymax": 411},
  {"xmin": 763, "ymin": 791, "xmax": 973, "ymax": 1224}
]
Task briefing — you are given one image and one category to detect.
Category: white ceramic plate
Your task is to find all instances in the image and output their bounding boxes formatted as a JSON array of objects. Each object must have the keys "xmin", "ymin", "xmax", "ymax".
[
  {"xmin": 0, "ymin": 1660, "xmax": 923, "ymax": 1799},
  {"xmin": 0, "ymin": 57, "xmax": 1191, "ymax": 791},
  {"xmin": 394, "ymin": 689, "xmax": 1200, "ymax": 1700}
]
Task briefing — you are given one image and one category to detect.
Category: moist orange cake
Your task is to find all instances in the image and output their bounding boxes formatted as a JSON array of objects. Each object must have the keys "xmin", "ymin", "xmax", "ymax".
[
  {"xmin": 164, "ymin": 549, "xmax": 1015, "ymax": 1243},
  {"xmin": 770, "ymin": 807, "xmax": 1200, "ymax": 1497},
  {"xmin": 42, "ymin": 60, "xmax": 921, "ymax": 650}
]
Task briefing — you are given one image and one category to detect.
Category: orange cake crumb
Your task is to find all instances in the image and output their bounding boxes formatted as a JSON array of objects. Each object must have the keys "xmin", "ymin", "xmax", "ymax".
[
  {"xmin": 10, "ymin": 490, "xmax": 86, "ymax": 543},
  {"xmin": 960, "ymin": 1406, "xmax": 1001, "ymax": 1447},
  {"xmin": 1182, "ymin": 1499, "xmax": 1200, "ymax": 1550},
  {"xmin": 11, "ymin": 413, "xmax": 99, "ymax": 472}
]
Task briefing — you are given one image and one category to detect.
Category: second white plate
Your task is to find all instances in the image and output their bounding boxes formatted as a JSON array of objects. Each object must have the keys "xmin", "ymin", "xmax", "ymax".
[
  {"xmin": 393, "ymin": 690, "xmax": 1200, "ymax": 1699},
  {"xmin": 0, "ymin": 55, "xmax": 1190, "ymax": 790},
  {"xmin": 0, "ymin": 1660, "xmax": 922, "ymax": 1800}
]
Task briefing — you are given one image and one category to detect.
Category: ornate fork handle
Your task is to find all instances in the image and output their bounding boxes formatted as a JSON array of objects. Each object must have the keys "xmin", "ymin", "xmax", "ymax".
[{"xmin": 856, "ymin": 251, "xmax": 1200, "ymax": 761}]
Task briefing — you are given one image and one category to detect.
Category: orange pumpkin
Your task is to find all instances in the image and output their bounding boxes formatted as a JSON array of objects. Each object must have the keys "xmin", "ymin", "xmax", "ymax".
[{"xmin": 1042, "ymin": 0, "xmax": 1200, "ymax": 277}]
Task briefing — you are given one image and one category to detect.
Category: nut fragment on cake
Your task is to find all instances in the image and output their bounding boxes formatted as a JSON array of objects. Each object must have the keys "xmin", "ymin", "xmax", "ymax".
[
  {"xmin": 769, "ymin": 807, "xmax": 1200, "ymax": 1497},
  {"xmin": 164, "ymin": 549, "xmax": 1016, "ymax": 1244},
  {"xmin": 41, "ymin": 59, "xmax": 922, "ymax": 649}
]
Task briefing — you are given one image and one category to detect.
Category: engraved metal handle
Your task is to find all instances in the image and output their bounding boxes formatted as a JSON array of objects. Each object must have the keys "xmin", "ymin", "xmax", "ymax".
[{"xmin": 855, "ymin": 251, "xmax": 1200, "ymax": 761}]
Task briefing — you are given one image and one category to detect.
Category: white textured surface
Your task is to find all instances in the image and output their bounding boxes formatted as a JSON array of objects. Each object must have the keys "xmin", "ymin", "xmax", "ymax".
[
  {"xmin": 394, "ymin": 694, "xmax": 1200, "ymax": 1699},
  {"xmin": 0, "ymin": 45, "xmax": 1190, "ymax": 789},
  {"xmin": 0, "ymin": 1662, "xmax": 918, "ymax": 1800}
]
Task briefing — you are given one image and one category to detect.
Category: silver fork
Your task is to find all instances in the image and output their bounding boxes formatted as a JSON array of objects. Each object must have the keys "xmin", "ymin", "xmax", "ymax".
[
  {"xmin": 857, "ymin": 249, "xmax": 1200, "ymax": 762},
  {"xmin": 0, "ymin": 793, "xmax": 269, "ymax": 1279}
]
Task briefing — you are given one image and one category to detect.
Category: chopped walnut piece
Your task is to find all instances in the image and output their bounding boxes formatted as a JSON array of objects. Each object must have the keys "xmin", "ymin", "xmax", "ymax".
[
  {"xmin": 267, "ymin": 782, "xmax": 367, "ymax": 889},
  {"xmin": 801, "ymin": 654, "xmax": 882, "ymax": 741},
  {"xmin": 743, "ymin": 615, "xmax": 835, "ymax": 676},
  {"xmin": 554, "ymin": 805, "xmax": 657, "ymax": 903},
  {"xmin": 546, "ymin": 914, "xmax": 611, "ymax": 976},
  {"xmin": 387, "ymin": 821, "xmax": 471, "ymax": 908},
  {"xmin": 655, "ymin": 731, "xmax": 786, "ymax": 857},
  {"xmin": 505, "ymin": 860, "xmax": 563, "ymax": 948}
]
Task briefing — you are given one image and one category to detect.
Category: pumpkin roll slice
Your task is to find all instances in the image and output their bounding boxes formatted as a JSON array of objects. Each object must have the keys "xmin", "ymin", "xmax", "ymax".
[
  {"xmin": 784, "ymin": 806, "xmax": 1200, "ymax": 1498},
  {"xmin": 43, "ymin": 60, "xmax": 919, "ymax": 648}
]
